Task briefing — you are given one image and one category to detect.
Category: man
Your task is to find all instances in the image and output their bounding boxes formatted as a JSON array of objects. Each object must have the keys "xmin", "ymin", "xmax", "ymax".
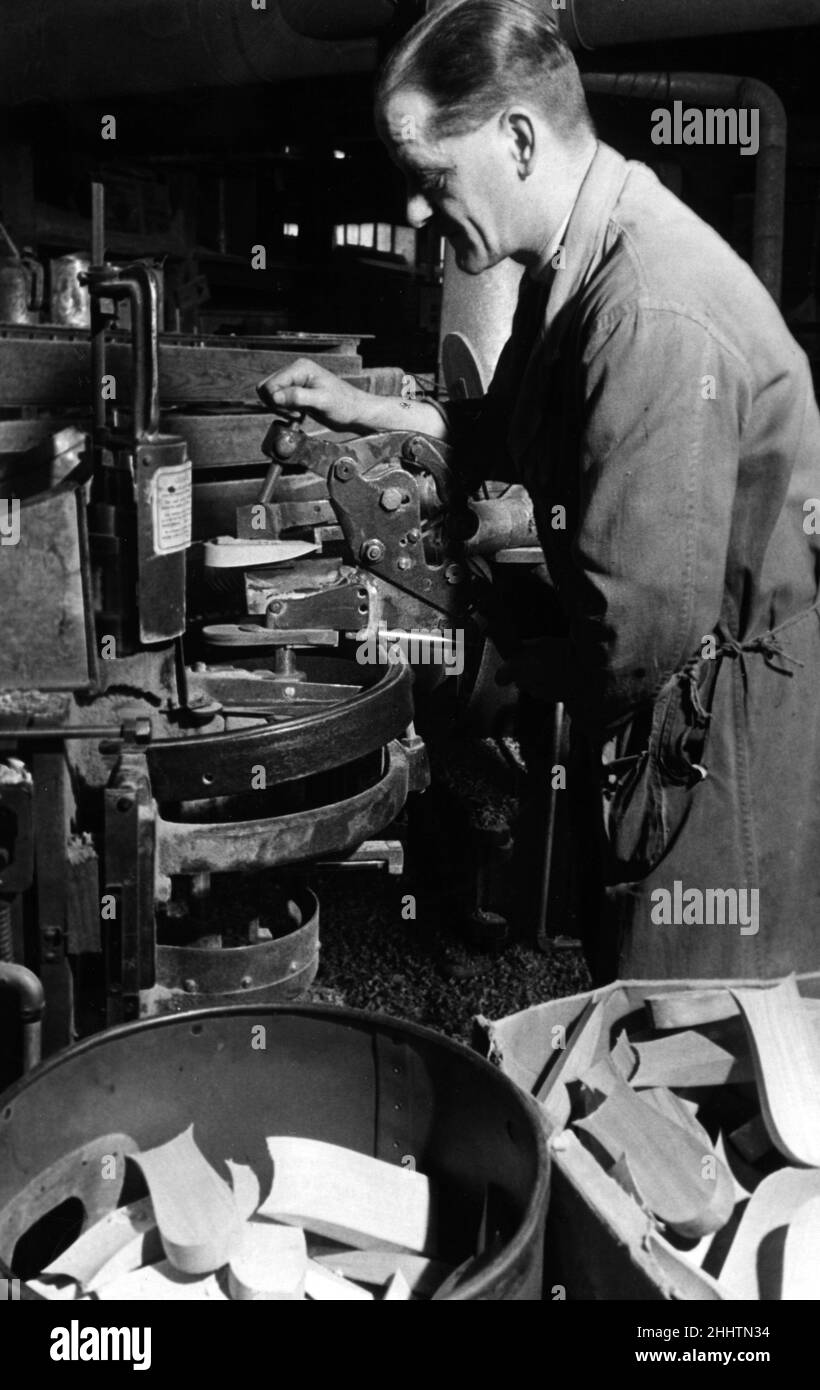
[{"xmin": 264, "ymin": 0, "xmax": 820, "ymax": 982}]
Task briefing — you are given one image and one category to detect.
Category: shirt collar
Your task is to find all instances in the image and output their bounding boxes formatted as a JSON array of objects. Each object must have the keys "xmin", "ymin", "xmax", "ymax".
[
  {"xmin": 536, "ymin": 208, "xmax": 572, "ymax": 276},
  {"xmin": 527, "ymin": 140, "xmax": 628, "ymax": 292}
]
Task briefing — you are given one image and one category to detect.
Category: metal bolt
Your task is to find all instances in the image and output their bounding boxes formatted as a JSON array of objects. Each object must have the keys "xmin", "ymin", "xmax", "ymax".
[
  {"xmin": 43, "ymin": 927, "xmax": 61, "ymax": 944},
  {"xmin": 397, "ymin": 556, "xmax": 412, "ymax": 571},
  {"xmin": 380, "ymin": 487, "xmax": 403, "ymax": 512},
  {"xmin": 362, "ymin": 539, "xmax": 385, "ymax": 564},
  {"xmin": 334, "ymin": 458, "xmax": 356, "ymax": 481},
  {"xmin": 406, "ymin": 530, "xmax": 420, "ymax": 544},
  {"xmin": 268, "ymin": 601, "xmax": 282, "ymax": 615},
  {"xmin": 183, "ymin": 978, "xmax": 197, "ymax": 993},
  {"xmin": 283, "ymin": 686, "xmax": 296, "ymax": 699},
  {"xmin": 116, "ymin": 796, "xmax": 134, "ymax": 813},
  {"xmin": 444, "ymin": 562, "xmax": 465, "ymax": 585},
  {"xmin": 240, "ymin": 975, "xmax": 252, "ymax": 989}
]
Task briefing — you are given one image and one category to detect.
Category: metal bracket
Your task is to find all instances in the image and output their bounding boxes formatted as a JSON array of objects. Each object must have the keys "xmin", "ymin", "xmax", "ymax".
[
  {"xmin": 265, "ymin": 582, "xmax": 371, "ymax": 634},
  {"xmin": 328, "ymin": 457, "xmax": 464, "ymax": 615}
]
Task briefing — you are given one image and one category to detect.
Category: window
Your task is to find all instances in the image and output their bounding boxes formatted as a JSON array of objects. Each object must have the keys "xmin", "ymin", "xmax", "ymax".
[
  {"xmin": 282, "ymin": 222, "xmax": 300, "ymax": 238},
  {"xmin": 333, "ymin": 223, "xmax": 418, "ymax": 267}
]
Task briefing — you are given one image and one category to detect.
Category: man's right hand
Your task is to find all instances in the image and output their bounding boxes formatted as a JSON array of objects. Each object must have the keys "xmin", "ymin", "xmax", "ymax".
[
  {"xmin": 258, "ymin": 357, "xmax": 450, "ymax": 440},
  {"xmin": 259, "ymin": 358, "xmax": 374, "ymax": 431}
]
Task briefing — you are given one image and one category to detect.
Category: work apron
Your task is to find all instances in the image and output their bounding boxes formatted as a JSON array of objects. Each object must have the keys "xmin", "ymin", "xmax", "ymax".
[{"xmin": 576, "ymin": 601, "xmax": 820, "ymax": 982}]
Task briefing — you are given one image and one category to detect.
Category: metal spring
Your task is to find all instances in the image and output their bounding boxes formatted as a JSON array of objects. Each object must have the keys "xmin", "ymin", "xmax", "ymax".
[{"xmin": 0, "ymin": 899, "xmax": 12, "ymax": 963}]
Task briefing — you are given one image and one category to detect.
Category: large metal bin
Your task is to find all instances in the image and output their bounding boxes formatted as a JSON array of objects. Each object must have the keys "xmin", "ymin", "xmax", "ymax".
[{"xmin": 0, "ymin": 1004, "xmax": 549, "ymax": 1300}]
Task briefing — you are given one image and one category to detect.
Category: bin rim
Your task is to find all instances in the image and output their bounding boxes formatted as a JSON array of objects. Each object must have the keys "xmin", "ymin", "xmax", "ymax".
[{"xmin": 0, "ymin": 1001, "xmax": 550, "ymax": 1303}]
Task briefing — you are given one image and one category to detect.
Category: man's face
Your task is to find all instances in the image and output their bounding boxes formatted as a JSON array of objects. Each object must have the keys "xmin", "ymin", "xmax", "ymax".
[{"xmin": 381, "ymin": 89, "xmax": 523, "ymax": 275}]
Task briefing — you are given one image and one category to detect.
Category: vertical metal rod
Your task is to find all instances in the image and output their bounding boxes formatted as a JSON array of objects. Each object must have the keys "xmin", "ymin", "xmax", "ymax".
[
  {"xmin": 175, "ymin": 636, "xmax": 190, "ymax": 710},
  {"xmin": 535, "ymin": 702, "xmax": 565, "ymax": 951},
  {"xmin": 91, "ymin": 182, "xmax": 105, "ymax": 265},
  {"xmin": 90, "ymin": 181, "xmax": 107, "ymax": 435}
]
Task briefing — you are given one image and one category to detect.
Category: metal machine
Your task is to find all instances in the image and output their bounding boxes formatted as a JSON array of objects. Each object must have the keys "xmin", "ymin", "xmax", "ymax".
[{"xmin": 0, "ymin": 180, "xmax": 543, "ymax": 1084}]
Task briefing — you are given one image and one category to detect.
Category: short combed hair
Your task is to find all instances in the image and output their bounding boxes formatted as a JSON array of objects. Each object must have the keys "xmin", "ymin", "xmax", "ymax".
[{"xmin": 376, "ymin": 0, "xmax": 592, "ymax": 145}]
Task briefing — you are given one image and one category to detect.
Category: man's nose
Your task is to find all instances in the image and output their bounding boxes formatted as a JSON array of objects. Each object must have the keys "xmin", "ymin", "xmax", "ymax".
[{"xmin": 407, "ymin": 191, "xmax": 433, "ymax": 229}]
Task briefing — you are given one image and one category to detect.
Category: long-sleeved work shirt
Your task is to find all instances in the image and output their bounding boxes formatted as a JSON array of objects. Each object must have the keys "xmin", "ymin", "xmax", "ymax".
[{"xmin": 443, "ymin": 140, "xmax": 820, "ymax": 981}]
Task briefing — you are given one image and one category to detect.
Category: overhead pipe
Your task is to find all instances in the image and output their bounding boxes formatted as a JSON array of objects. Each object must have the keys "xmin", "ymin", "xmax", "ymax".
[
  {"xmin": 583, "ymin": 73, "xmax": 787, "ymax": 303},
  {"xmin": 557, "ymin": 0, "xmax": 820, "ymax": 49}
]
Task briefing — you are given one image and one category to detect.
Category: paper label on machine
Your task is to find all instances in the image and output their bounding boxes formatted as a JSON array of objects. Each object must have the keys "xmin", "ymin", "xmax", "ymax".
[{"xmin": 152, "ymin": 461, "xmax": 192, "ymax": 554}]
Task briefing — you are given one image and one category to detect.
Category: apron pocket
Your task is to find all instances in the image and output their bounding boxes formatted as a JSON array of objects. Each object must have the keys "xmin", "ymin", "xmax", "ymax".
[{"xmin": 601, "ymin": 668, "xmax": 710, "ymax": 883}]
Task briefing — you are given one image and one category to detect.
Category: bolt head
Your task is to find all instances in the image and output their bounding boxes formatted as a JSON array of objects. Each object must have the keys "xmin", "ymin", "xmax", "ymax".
[
  {"xmin": 362, "ymin": 539, "xmax": 385, "ymax": 564},
  {"xmin": 380, "ymin": 487, "xmax": 403, "ymax": 512},
  {"xmin": 240, "ymin": 975, "xmax": 252, "ymax": 989},
  {"xmin": 397, "ymin": 556, "xmax": 412, "ymax": 571},
  {"xmin": 183, "ymin": 978, "xmax": 197, "ymax": 993}
]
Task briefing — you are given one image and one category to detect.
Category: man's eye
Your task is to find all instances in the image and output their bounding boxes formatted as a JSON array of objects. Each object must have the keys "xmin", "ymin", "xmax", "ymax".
[{"xmin": 419, "ymin": 173, "xmax": 447, "ymax": 195}]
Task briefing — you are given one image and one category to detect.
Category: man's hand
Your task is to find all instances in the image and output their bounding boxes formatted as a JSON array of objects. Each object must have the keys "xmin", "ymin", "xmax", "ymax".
[
  {"xmin": 259, "ymin": 358, "xmax": 375, "ymax": 431},
  {"xmin": 259, "ymin": 358, "xmax": 450, "ymax": 440}
]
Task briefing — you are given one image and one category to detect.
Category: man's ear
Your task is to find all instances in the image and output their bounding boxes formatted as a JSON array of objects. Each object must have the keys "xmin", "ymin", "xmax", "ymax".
[{"xmin": 505, "ymin": 109, "xmax": 536, "ymax": 178}]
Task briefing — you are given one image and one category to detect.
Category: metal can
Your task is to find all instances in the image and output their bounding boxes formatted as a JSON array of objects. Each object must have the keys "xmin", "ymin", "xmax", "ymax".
[
  {"xmin": 0, "ymin": 252, "xmax": 44, "ymax": 325},
  {"xmin": 50, "ymin": 252, "xmax": 91, "ymax": 327}
]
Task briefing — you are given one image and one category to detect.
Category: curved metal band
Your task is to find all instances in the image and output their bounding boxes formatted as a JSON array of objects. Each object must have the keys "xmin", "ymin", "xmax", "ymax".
[
  {"xmin": 156, "ymin": 889, "xmax": 320, "ymax": 996},
  {"xmin": 156, "ymin": 740, "xmax": 409, "ymax": 876},
  {"xmin": 147, "ymin": 655, "xmax": 413, "ymax": 802}
]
